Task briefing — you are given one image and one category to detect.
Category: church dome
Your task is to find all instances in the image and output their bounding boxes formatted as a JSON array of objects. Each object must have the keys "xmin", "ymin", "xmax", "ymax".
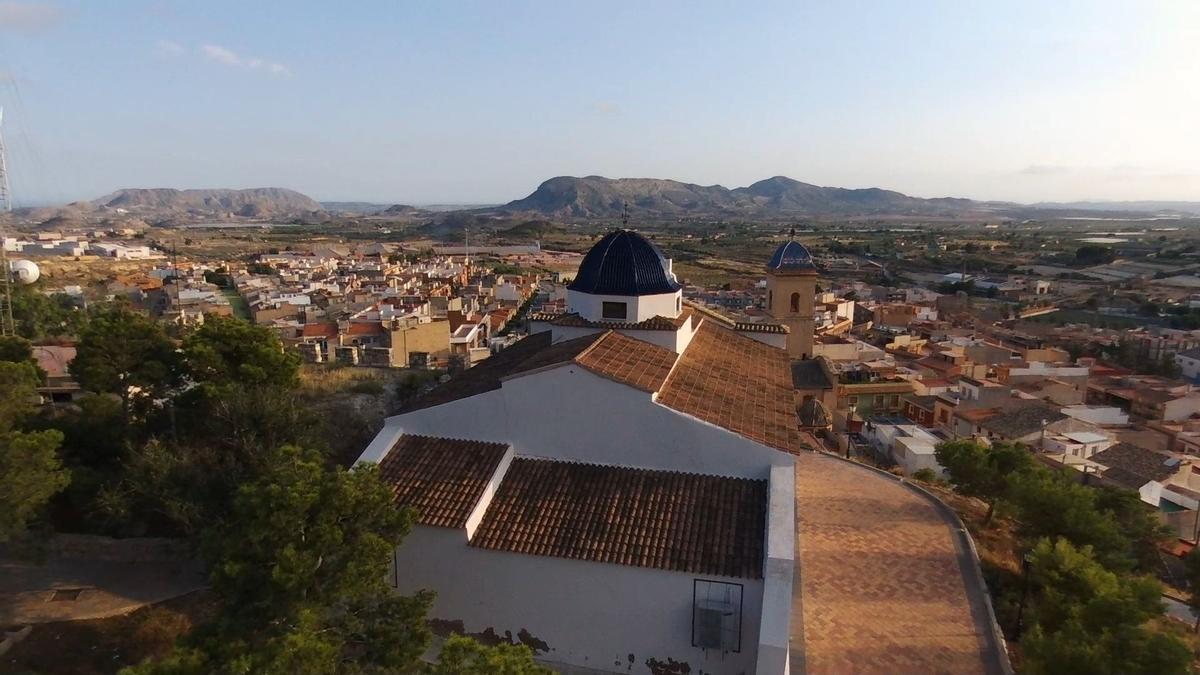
[
  {"xmin": 798, "ymin": 397, "xmax": 832, "ymax": 428},
  {"xmin": 568, "ymin": 229, "xmax": 681, "ymax": 296},
  {"xmin": 767, "ymin": 240, "xmax": 816, "ymax": 272}
]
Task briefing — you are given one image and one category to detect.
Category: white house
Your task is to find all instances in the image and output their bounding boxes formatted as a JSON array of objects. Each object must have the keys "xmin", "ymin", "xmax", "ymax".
[
  {"xmin": 1177, "ymin": 347, "xmax": 1200, "ymax": 382},
  {"xmin": 356, "ymin": 231, "xmax": 800, "ymax": 674},
  {"xmin": 863, "ymin": 416, "xmax": 948, "ymax": 476}
]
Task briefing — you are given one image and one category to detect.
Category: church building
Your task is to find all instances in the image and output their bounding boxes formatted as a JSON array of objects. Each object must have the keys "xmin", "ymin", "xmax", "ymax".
[{"xmin": 357, "ymin": 229, "xmax": 800, "ymax": 674}]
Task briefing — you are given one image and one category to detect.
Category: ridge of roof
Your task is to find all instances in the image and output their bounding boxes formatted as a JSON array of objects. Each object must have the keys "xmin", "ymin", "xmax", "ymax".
[{"xmin": 377, "ymin": 434, "xmax": 509, "ymax": 529}]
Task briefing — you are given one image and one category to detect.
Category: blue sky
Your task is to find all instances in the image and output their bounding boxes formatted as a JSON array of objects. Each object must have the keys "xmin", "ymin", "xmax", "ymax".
[{"xmin": 1, "ymin": 0, "xmax": 1197, "ymax": 205}]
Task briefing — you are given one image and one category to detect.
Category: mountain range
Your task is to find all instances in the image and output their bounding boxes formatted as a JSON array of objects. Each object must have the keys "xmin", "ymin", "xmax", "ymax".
[
  {"xmin": 95, "ymin": 188, "xmax": 323, "ymax": 218},
  {"xmin": 498, "ymin": 175, "xmax": 992, "ymax": 218},
  {"xmin": 11, "ymin": 178, "xmax": 1200, "ymax": 227}
]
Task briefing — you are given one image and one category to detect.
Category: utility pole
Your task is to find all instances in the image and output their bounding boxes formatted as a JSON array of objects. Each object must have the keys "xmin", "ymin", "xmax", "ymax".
[{"xmin": 0, "ymin": 107, "xmax": 16, "ymax": 337}]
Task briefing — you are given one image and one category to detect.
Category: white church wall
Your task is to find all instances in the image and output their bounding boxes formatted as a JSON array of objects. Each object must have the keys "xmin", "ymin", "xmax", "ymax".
[
  {"xmin": 377, "ymin": 365, "xmax": 793, "ymax": 479},
  {"xmin": 500, "ymin": 366, "xmax": 793, "ymax": 478},
  {"xmin": 567, "ymin": 289, "xmax": 681, "ymax": 324},
  {"xmin": 393, "ymin": 525, "xmax": 765, "ymax": 675}
]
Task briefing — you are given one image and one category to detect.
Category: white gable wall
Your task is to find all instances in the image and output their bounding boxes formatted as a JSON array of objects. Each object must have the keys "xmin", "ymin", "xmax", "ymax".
[
  {"xmin": 384, "ymin": 364, "xmax": 794, "ymax": 479},
  {"xmin": 393, "ymin": 525, "xmax": 765, "ymax": 675}
]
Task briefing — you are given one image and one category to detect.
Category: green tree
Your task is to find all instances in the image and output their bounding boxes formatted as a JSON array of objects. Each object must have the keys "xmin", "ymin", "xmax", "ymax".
[
  {"xmin": 71, "ymin": 307, "xmax": 180, "ymax": 413},
  {"xmin": 1186, "ymin": 547, "xmax": 1200, "ymax": 631},
  {"xmin": 0, "ymin": 360, "xmax": 41, "ymax": 433},
  {"xmin": 1009, "ymin": 468, "xmax": 1131, "ymax": 571},
  {"xmin": 934, "ymin": 440, "xmax": 1033, "ymax": 523},
  {"xmin": 0, "ymin": 429, "xmax": 69, "ymax": 542},
  {"xmin": 125, "ymin": 445, "xmax": 429, "ymax": 673},
  {"xmin": 1092, "ymin": 487, "xmax": 1171, "ymax": 571},
  {"xmin": 0, "ymin": 334, "xmax": 34, "ymax": 365},
  {"xmin": 1021, "ymin": 538, "xmax": 1190, "ymax": 675},
  {"xmin": 182, "ymin": 316, "xmax": 300, "ymax": 389},
  {"xmin": 9, "ymin": 285, "xmax": 81, "ymax": 340},
  {"xmin": 125, "ymin": 445, "xmax": 543, "ymax": 674},
  {"xmin": 428, "ymin": 635, "xmax": 550, "ymax": 675}
]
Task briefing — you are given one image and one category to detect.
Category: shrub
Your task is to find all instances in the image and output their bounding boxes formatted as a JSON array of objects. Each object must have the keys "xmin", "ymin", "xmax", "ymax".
[{"xmin": 911, "ymin": 468, "xmax": 938, "ymax": 483}]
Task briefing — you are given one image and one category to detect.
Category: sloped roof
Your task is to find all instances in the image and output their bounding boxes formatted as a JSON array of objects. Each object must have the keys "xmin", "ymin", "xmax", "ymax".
[
  {"xmin": 976, "ymin": 400, "xmax": 1067, "ymax": 439},
  {"xmin": 574, "ymin": 331, "xmax": 678, "ymax": 393},
  {"xmin": 400, "ymin": 331, "xmax": 554, "ymax": 412},
  {"xmin": 31, "ymin": 345, "xmax": 75, "ymax": 379},
  {"xmin": 346, "ymin": 321, "xmax": 385, "ymax": 336},
  {"xmin": 657, "ymin": 321, "xmax": 801, "ymax": 453},
  {"xmin": 470, "ymin": 457, "xmax": 767, "ymax": 578},
  {"xmin": 402, "ymin": 319, "xmax": 800, "ymax": 455},
  {"xmin": 377, "ymin": 434, "xmax": 509, "ymax": 528},
  {"xmin": 300, "ymin": 322, "xmax": 338, "ymax": 339},
  {"xmin": 1092, "ymin": 442, "xmax": 1181, "ymax": 488}
]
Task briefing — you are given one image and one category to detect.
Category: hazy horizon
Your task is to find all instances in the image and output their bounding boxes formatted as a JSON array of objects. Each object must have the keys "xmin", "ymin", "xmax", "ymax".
[{"xmin": 2, "ymin": 0, "xmax": 1198, "ymax": 206}]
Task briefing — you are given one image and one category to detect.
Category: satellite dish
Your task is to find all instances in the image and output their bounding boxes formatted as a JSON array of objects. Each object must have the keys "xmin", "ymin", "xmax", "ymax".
[{"xmin": 9, "ymin": 259, "xmax": 39, "ymax": 285}]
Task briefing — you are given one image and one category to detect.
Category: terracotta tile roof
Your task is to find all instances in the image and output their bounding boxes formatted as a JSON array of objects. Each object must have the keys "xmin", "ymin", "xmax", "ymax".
[
  {"xmin": 734, "ymin": 321, "xmax": 788, "ymax": 334},
  {"xmin": 400, "ymin": 331, "xmax": 554, "ymax": 412},
  {"xmin": 346, "ymin": 321, "xmax": 385, "ymax": 336},
  {"xmin": 575, "ymin": 331, "xmax": 678, "ymax": 393},
  {"xmin": 470, "ymin": 458, "xmax": 766, "ymax": 578},
  {"xmin": 976, "ymin": 400, "xmax": 1067, "ymax": 439},
  {"xmin": 657, "ymin": 320, "xmax": 801, "ymax": 453},
  {"xmin": 505, "ymin": 330, "xmax": 677, "ymax": 393},
  {"xmin": 504, "ymin": 331, "xmax": 609, "ymax": 375},
  {"xmin": 377, "ymin": 434, "xmax": 509, "ymax": 528},
  {"xmin": 31, "ymin": 345, "xmax": 76, "ymax": 379},
  {"xmin": 528, "ymin": 310, "xmax": 689, "ymax": 332},
  {"xmin": 301, "ymin": 322, "xmax": 338, "ymax": 339}
]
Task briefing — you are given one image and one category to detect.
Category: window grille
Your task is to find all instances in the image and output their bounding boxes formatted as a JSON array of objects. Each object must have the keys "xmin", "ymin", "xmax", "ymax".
[{"xmin": 692, "ymin": 579, "xmax": 742, "ymax": 653}]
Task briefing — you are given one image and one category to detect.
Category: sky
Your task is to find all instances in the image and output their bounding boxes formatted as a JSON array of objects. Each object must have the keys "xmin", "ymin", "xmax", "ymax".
[{"xmin": 1, "ymin": 0, "xmax": 1198, "ymax": 206}]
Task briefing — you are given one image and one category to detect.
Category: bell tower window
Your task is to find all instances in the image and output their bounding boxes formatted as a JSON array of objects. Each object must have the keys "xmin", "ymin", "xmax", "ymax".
[{"xmin": 790, "ymin": 292, "xmax": 800, "ymax": 313}]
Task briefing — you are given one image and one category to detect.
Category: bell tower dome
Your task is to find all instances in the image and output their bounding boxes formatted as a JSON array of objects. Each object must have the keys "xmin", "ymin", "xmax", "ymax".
[{"xmin": 764, "ymin": 239, "xmax": 817, "ymax": 359}]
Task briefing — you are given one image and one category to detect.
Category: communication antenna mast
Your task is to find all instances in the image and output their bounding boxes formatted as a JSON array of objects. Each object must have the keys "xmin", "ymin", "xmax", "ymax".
[{"xmin": 0, "ymin": 107, "xmax": 16, "ymax": 337}]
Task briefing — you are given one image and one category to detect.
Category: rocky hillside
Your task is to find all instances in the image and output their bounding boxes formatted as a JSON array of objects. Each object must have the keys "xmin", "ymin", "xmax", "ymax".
[
  {"xmin": 94, "ymin": 188, "xmax": 323, "ymax": 218},
  {"xmin": 501, "ymin": 175, "xmax": 988, "ymax": 218}
]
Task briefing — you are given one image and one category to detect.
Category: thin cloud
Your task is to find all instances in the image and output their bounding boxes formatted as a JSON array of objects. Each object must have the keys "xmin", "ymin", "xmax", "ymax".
[
  {"xmin": 0, "ymin": 0, "xmax": 63, "ymax": 32},
  {"xmin": 589, "ymin": 101, "xmax": 621, "ymax": 116},
  {"xmin": 200, "ymin": 43, "xmax": 290, "ymax": 76},
  {"xmin": 155, "ymin": 39, "xmax": 185, "ymax": 56}
]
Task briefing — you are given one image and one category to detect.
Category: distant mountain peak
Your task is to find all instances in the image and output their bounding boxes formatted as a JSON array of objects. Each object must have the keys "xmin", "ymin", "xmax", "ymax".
[
  {"xmin": 94, "ymin": 187, "xmax": 322, "ymax": 217},
  {"xmin": 500, "ymin": 175, "xmax": 977, "ymax": 218}
]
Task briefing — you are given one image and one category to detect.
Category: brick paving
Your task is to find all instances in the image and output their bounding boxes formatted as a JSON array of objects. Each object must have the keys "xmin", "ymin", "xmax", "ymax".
[{"xmin": 792, "ymin": 452, "xmax": 1004, "ymax": 675}]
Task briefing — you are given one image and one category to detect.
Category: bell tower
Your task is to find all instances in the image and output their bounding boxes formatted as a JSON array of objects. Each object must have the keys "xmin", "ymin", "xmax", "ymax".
[{"xmin": 764, "ymin": 234, "xmax": 818, "ymax": 359}]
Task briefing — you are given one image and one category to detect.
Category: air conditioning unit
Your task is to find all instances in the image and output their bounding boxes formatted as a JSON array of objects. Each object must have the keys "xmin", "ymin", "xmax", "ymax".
[{"xmin": 694, "ymin": 600, "xmax": 734, "ymax": 651}]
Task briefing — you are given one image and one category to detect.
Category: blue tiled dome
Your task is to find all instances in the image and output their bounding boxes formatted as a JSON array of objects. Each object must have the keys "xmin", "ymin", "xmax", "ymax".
[
  {"xmin": 767, "ymin": 240, "xmax": 816, "ymax": 271},
  {"xmin": 568, "ymin": 230, "xmax": 681, "ymax": 296}
]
